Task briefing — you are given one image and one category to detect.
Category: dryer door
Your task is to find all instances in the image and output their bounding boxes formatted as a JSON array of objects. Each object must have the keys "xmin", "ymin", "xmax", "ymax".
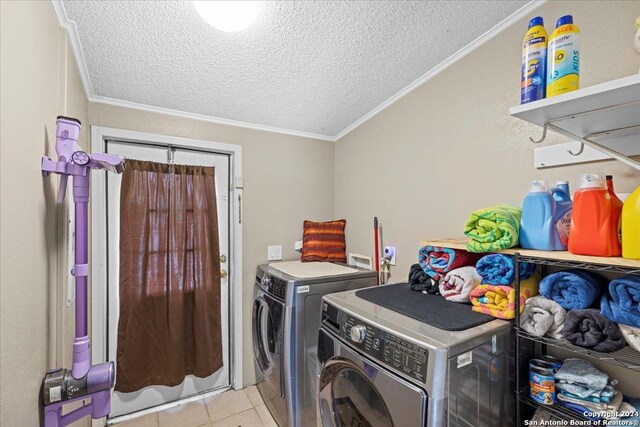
[
  {"xmin": 252, "ymin": 290, "xmax": 284, "ymax": 379},
  {"xmin": 317, "ymin": 329, "xmax": 427, "ymax": 427}
]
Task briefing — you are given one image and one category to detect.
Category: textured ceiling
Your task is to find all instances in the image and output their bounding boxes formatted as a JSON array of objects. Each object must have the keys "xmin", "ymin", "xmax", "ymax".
[{"xmin": 61, "ymin": 1, "xmax": 531, "ymax": 139}]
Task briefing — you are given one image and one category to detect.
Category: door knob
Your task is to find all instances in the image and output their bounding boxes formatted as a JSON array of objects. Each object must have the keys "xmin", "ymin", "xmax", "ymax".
[
  {"xmin": 220, "ymin": 255, "xmax": 227, "ymax": 263},
  {"xmin": 221, "ymin": 270, "xmax": 228, "ymax": 278}
]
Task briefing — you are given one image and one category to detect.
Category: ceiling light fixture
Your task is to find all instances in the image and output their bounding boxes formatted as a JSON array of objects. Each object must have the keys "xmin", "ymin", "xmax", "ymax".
[{"xmin": 193, "ymin": 1, "xmax": 259, "ymax": 32}]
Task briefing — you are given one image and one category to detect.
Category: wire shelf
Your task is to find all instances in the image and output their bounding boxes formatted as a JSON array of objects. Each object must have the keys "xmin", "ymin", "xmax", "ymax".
[
  {"xmin": 517, "ymin": 255, "xmax": 640, "ymax": 275},
  {"xmin": 517, "ymin": 389, "xmax": 591, "ymax": 422},
  {"xmin": 516, "ymin": 328, "xmax": 640, "ymax": 371}
]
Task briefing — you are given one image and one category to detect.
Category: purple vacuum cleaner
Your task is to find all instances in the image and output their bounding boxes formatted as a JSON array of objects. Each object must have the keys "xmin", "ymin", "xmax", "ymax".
[{"xmin": 41, "ymin": 116, "xmax": 124, "ymax": 426}]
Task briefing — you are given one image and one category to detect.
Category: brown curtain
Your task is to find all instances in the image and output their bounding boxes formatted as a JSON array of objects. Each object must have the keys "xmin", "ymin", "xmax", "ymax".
[{"xmin": 115, "ymin": 159, "xmax": 223, "ymax": 393}]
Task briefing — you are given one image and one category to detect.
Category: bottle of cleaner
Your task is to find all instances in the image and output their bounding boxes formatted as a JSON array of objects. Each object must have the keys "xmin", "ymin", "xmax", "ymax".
[
  {"xmin": 521, "ymin": 17, "xmax": 548, "ymax": 104},
  {"xmin": 520, "ymin": 180, "xmax": 572, "ymax": 250},
  {"xmin": 606, "ymin": 175, "xmax": 623, "ymax": 244},
  {"xmin": 568, "ymin": 174, "xmax": 621, "ymax": 256},
  {"xmin": 547, "ymin": 15, "xmax": 580, "ymax": 97},
  {"xmin": 622, "ymin": 185, "xmax": 640, "ymax": 259},
  {"xmin": 555, "ymin": 181, "xmax": 570, "ymax": 198}
]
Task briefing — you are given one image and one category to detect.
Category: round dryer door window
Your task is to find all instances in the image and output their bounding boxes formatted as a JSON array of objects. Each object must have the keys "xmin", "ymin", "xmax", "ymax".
[
  {"xmin": 253, "ymin": 297, "xmax": 279, "ymax": 374},
  {"xmin": 320, "ymin": 362, "xmax": 392, "ymax": 427}
]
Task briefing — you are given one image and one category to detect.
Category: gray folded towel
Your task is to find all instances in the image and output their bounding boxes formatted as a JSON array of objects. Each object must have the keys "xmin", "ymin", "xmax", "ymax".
[
  {"xmin": 520, "ymin": 295, "xmax": 567, "ymax": 340},
  {"xmin": 554, "ymin": 358, "xmax": 608, "ymax": 398}
]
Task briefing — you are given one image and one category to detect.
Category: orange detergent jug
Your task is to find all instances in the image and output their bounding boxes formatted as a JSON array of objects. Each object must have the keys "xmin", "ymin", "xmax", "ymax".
[
  {"xmin": 568, "ymin": 174, "xmax": 622, "ymax": 257},
  {"xmin": 622, "ymin": 185, "xmax": 640, "ymax": 259}
]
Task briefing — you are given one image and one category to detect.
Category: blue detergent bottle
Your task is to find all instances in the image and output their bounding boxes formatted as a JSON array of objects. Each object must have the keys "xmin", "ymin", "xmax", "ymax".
[{"xmin": 520, "ymin": 180, "xmax": 573, "ymax": 250}]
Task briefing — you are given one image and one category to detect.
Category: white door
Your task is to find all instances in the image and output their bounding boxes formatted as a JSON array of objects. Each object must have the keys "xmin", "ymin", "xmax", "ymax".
[{"xmin": 105, "ymin": 140, "xmax": 230, "ymax": 417}]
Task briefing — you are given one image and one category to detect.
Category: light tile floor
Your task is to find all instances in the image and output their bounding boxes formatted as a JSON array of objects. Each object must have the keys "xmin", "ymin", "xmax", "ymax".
[{"xmin": 115, "ymin": 386, "xmax": 277, "ymax": 427}]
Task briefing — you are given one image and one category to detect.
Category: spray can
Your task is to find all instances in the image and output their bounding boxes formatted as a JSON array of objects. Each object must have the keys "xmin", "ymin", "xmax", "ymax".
[
  {"xmin": 547, "ymin": 15, "xmax": 580, "ymax": 97},
  {"xmin": 521, "ymin": 17, "xmax": 547, "ymax": 104}
]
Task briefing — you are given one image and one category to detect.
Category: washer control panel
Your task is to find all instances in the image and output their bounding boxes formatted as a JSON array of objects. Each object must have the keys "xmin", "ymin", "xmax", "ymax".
[{"xmin": 340, "ymin": 314, "xmax": 428, "ymax": 383}]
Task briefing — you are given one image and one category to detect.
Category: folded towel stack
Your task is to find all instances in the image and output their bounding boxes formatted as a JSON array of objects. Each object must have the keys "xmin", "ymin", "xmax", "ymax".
[
  {"xmin": 476, "ymin": 254, "xmax": 535, "ymax": 285},
  {"xmin": 601, "ymin": 275, "xmax": 640, "ymax": 328},
  {"xmin": 563, "ymin": 309, "xmax": 626, "ymax": 353},
  {"xmin": 438, "ymin": 266, "xmax": 481, "ymax": 303},
  {"xmin": 554, "ymin": 359, "xmax": 623, "ymax": 418},
  {"xmin": 520, "ymin": 295, "xmax": 567, "ymax": 340},
  {"xmin": 418, "ymin": 246, "xmax": 480, "ymax": 281},
  {"xmin": 539, "ymin": 269, "xmax": 602, "ymax": 310},
  {"xmin": 464, "ymin": 204, "xmax": 522, "ymax": 253},
  {"xmin": 469, "ymin": 273, "xmax": 540, "ymax": 319}
]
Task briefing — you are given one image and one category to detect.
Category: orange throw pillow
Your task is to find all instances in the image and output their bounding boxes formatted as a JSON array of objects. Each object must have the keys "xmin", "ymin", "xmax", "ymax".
[{"xmin": 301, "ymin": 220, "xmax": 347, "ymax": 263}]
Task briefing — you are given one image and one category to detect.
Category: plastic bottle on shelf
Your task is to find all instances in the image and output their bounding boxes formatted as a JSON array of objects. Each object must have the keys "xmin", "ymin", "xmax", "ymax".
[
  {"xmin": 521, "ymin": 16, "xmax": 548, "ymax": 104},
  {"xmin": 555, "ymin": 181, "xmax": 570, "ymax": 199},
  {"xmin": 547, "ymin": 15, "xmax": 580, "ymax": 98},
  {"xmin": 622, "ymin": 185, "xmax": 640, "ymax": 260},
  {"xmin": 568, "ymin": 174, "xmax": 621, "ymax": 256},
  {"xmin": 520, "ymin": 180, "xmax": 572, "ymax": 250},
  {"xmin": 606, "ymin": 175, "xmax": 624, "ymax": 244}
]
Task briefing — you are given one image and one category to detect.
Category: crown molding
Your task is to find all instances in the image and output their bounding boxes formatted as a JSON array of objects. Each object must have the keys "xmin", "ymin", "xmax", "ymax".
[
  {"xmin": 89, "ymin": 96, "xmax": 335, "ymax": 141},
  {"xmin": 51, "ymin": 0, "xmax": 546, "ymax": 143},
  {"xmin": 50, "ymin": 0, "xmax": 94, "ymax": 98},
  {"xmin": 332, "ymin": 0, "xmax": 547, "ymax": 141}
]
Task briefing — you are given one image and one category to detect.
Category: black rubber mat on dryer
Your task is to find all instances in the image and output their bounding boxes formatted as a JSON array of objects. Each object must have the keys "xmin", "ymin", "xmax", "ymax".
[{"xmin": 355, "ymin": 283, "xmax": 494, "ymax": 331}]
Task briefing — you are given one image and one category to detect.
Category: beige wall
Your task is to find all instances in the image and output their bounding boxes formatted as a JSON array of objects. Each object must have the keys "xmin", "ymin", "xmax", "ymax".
[
  {"xmin": 0, "ymin": 1, "xmax": 89, "ymax": 426},
  {"xmin": 335, "ymin": 0, "xmax": 640, "ymax": 283},
  {"xmin": 88, "ymin": 102, "xmax": 335, "ymax": 386}
]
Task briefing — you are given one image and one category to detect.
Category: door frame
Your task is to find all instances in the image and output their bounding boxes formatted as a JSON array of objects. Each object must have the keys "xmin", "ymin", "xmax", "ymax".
[{"xmin": 89, "ymin": 126, "xmax": 244, "ymax": 394}]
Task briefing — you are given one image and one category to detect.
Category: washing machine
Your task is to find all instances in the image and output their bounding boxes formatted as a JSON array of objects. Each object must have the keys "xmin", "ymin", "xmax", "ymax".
[
  {"xmin": 317, "ymin": 287, "xmax": 514, "ymax": 427},
  {"xmin": 253, "ymin": 262, "xmax": 377, "ymax": 426}
]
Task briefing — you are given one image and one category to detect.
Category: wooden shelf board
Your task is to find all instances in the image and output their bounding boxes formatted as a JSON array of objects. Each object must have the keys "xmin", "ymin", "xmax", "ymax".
[{"xmin": 422, "ymin": 237, "xmax": 640, "ymax": 269}]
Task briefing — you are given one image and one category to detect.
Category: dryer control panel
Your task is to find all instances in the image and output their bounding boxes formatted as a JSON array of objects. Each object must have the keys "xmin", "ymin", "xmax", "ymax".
[{"xmin": 326, "ymin": 306, "xmax": 428, "ymax": 383}]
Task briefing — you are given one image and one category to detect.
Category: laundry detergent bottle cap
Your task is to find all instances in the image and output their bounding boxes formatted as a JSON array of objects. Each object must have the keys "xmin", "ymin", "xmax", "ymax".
[
  {"xmin": 579, "ymin": 174, "xmax": 605, "ymax": 189},
  {"xmin": 529, "ymin": 180, "xmax": 550, "ymax": 193},
  {"xmin": 556, "ymin": 15, "xmax": 573, "ymax": 27}
]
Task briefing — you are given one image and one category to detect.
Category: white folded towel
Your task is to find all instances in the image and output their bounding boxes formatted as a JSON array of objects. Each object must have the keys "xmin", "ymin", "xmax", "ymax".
[
  {"xmin": 620, "ymin": 324, "xmax": 640, "ymax": 352},
  {"xmin": 520, "ymin": 295, "xmax": 567, "ymax": 340},
  {"xmin": 438, "ymin": 266, "xmax": 481, "ymax": 303}
]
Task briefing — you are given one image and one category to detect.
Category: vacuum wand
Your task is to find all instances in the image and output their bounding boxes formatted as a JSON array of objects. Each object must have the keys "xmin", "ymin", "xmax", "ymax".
[{"xmin": 41, "ymin": 116, "xmax": 124, "ymax": 427}]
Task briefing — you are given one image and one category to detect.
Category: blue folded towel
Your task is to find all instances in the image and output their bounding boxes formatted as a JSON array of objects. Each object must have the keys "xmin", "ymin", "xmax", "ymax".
[
  {"xmin": 539, "ymin": 269, "xmax": 602, "ymax": 310},
  {"xmin": 475, "ymin": 254, "xmax": 535, "ymax": 285},
  {"xmin": 601, "ymin": 275, "xmax": 640, "ymax": 328}
]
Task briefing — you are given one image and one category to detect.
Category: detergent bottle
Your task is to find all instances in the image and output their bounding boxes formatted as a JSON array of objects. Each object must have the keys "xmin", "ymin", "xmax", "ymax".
[
  {"xmin": 622, "ymin": 185, "xmax": 640, "ymax": 259},
  {"xmin": 569, "ymin": 174, "xmax": 621, "ymax": 256},
  {"xmin": 521, "ymin": 16, "xmax": 548, "ymax": 104},
  {"xmin": 606, "ymin": 175, "xmax": 623, "ymax": 244},
  {"xmin": 520, "ymin": 180, "xmax": 573, "ymax": 250},
  {"xmin": 555, "ymin": 181, "xmax": 570, "ymax": 198},
  {"xmin": 547, "ymin": 15, "xmax": 580, "ymax": 97}
]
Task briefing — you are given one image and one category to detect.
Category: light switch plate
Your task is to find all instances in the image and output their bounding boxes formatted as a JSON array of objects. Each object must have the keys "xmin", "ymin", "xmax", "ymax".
[{"xmin": 268, "ymin": 245, "xmax": 282, "ymax": 261}]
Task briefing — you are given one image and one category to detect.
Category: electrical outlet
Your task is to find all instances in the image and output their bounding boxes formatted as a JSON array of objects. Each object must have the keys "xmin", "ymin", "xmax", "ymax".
[
  {"xmin": 294, "ymin": 240, "xmax": 303, "ymax": 251},
  {"xmin": 268, "ymin": 245, "xmax": 282, "ymax": 261},
  {"xmin": 387, "ymin": 246, "xmax": 396, "ymax": 266}
]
